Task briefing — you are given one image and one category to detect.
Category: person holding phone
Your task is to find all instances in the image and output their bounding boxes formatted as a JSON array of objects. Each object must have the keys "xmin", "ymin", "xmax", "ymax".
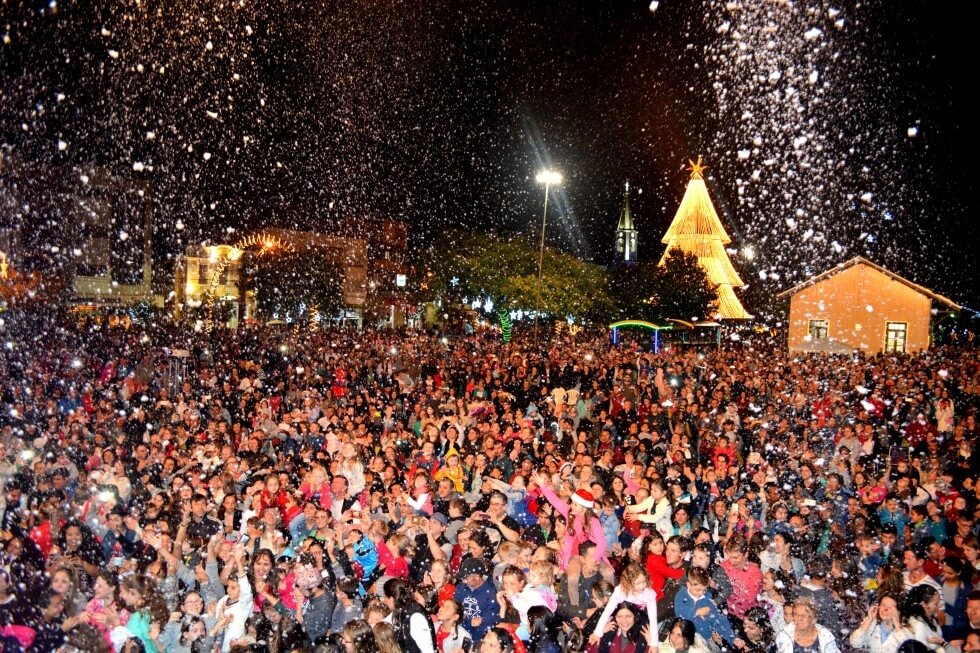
[{"xmin": 436, "ymin": 599, "xmax": 472, "ymax": 653}]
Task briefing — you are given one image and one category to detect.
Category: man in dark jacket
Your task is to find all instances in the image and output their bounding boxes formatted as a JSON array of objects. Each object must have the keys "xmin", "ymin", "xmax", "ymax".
[{"xmin": 454, "ymin": 557, "xmax": 499, "ymax": 644}]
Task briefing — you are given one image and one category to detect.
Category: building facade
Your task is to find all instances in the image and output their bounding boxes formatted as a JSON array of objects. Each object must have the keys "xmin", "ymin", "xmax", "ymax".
[
  {"xmin": 176, "ymin": 221, "xmax": 412, "ymax": 328},
  {"xmin": 1, "ymin": 152, "xmax": 159, "ymax": 308},
  {"xmin": 777, "ymin": 257, "xmax": 960, "ymax": 354}
]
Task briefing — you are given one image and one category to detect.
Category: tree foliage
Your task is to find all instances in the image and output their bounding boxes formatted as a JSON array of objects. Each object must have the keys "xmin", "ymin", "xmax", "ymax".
[
  {"xmin": 249, "ymin": 248, "xmax": 344, "ymax": 321},
  {"xmin": 423, "ymin": 231, "xmax": 612, "ymax": 322},
  {"xmin": 613, "ymin": 250, "xmax": 717, "ymax": 322}
]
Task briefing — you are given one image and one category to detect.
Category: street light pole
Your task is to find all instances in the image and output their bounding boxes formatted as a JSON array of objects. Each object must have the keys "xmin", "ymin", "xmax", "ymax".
[{"xmin": 534, "ymin": 169, "xmax": 561, "ymax": 344}]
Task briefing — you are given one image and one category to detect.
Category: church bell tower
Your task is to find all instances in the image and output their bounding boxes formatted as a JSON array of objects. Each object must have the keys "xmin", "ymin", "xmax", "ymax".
[{"xmin": 615, "ymin": 182, "xmax": 638, "ymax": 263}]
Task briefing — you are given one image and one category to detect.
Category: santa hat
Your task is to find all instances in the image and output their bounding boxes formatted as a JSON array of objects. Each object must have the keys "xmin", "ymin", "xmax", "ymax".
[{"xmin": 571, "ymin": 489, "xmax": 595, "ymax": 509}]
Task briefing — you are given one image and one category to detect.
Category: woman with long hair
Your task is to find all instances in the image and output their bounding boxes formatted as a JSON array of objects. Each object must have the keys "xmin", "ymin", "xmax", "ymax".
[
  {"xmin": 57, "ymin": 520, "xmax": 105, "ymax": 591},
  {"xmin": 374, "ymin": 621, "xmax": 405, "ymax": 653},
  {"xmin": 849, "ymin": 594, "xmax": 913, "ymax": 653},
  {"xmin": 660, "ymin": 618, "xmax": 710, "ymax": 653},
  {"xmin": 608, "ymin": 475, "xmax": 627, "ymax": 512},
  {"xmin": 940, "ymin": 557, "xmax": 971, "ymax": 642},
  {"xmin": 1, "ymin": 532, "xmax": 46, "ymax": 594},
  {"xmin": 903, "ymin": 585, "xmax": 945, "ymax": 653},
  {"xmin": 422, "ymin": 559, "xmax": 456, "ymax": 612},
  {"xmin": 526, "ymin": 605, "xmax": 560, "ymax": 653},
  {"xmin": 735, "ymin": 607, "xmax": 776, "ymax": 653},
  {"xmin": 383, "ymin": 577, "xmax": 438, "ymax": 653},
  {"xmin": 49, "ymin": 564, "xmax": 86, "ymax": 617},
  {"xmin": 104, "ymin": 574, "xmax": 171, "ymax": 653},
  {"xmin": 544, "ymin": 515, "xmax": 566, "ymax": 555},
  {"xmin": 435, "ymin": 599, "xmax": 472, "ymax": 653},
  {"xmin": 958, "ymin": 537, "xmax": 980, "ymax": 587},
  {"xmin": 758, "ymin": 569, "xmax": 795, "ymax": 635},
  {"xmin": 876, "ymin": 563, "xmax": 907, "ymax": 598},
  {"xmin": 78, "ymin": 569, "xmax": 127, "ymax": 648},
  {"xmin": 216, "ymin": 492, "xmax": 242, "ymax": 534},
  {"xmin": 480, "ymin": 627, "xmax": 516, "ymax": 653},
  {"xmin": 597, "ymin": 603, "xmax": 650, "ymax": 653},
  {"xmin": 250, "ymin": 548, "xmax": 282, "ymax": 610},
  {"xmin": 590, "ymin": 563, "xmax": 658, "ymax": 646},
  {"xmin": 381, "ymin": 533, "xmax": 414, "ymax": 580}
]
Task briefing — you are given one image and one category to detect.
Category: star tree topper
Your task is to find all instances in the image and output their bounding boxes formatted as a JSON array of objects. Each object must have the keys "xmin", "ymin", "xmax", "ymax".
[{"xmin": 687, "ymin": 156, "xmax": 707, "ymax": 180}]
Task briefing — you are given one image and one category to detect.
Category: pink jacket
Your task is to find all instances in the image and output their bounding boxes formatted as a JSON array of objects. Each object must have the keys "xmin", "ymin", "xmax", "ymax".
[{"xmin": 540, "ymin": 485, "xmax": 607, "ymax": 568}]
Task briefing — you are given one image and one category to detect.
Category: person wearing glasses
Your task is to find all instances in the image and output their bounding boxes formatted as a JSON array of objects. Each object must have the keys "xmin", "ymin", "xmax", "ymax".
[
  {"xmin": 342, "ymin": 618, "xmax": 381, "ymax": 653},
  {"xmin": 159, "ymin": 591, "xmax": 217, "ymax": 653}
]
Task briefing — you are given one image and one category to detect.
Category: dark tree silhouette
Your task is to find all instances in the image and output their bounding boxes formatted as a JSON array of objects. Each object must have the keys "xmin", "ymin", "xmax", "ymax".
[
  {"xmin": 614, "ymin": 250, "xmax": 717, "ymax": 322},
  {"xmin": 250, "ymin": 248, "xmax": 344, "ymax": 322}
]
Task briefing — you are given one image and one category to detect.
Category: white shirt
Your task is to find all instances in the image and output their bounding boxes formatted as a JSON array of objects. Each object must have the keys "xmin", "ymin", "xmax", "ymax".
[{"xmin": 216, "ymin": 574, "xmax": 253, "ymax": 652}]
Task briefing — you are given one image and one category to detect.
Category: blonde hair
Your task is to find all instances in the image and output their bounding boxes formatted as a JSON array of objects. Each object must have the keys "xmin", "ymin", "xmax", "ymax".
[
  {"xmin": 373, "ymin": 621, "xmax": 403, "ymax": 653},
  {"xmin": 308, "ymin": 464, "xmax": 327, "ymax": 482},
  {"xmin": 620, "ymin": 562, "xmax": 650, "ymax": 592},
  {"xmin": 370, "ymin": 520, "xmax": 390, "ymax": 540},
  {"xmin": 388, "ymin": 533, "xmax": 413, "ymax": 557},
  {"xmin": 529, "ymin": 560, "xmax": 555, "ymax": 587},
  {"xmin": 430, "ymin": 559, "xmax": 449, "ymax": 575},
  {"xmin": 496, "ymin": 542, "xmax": 520, "ymax": 563}
]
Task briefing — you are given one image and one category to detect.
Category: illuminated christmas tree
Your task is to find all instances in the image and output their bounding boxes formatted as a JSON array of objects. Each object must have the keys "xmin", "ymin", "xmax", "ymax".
[{"xmin": 659, "ymin": 158, "xmax": 752, "ymax": 319}]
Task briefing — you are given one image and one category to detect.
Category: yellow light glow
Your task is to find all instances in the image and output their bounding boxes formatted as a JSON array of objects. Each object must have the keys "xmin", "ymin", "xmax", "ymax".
[{"xmin": 535, "ymin": 170, "xmax": 562, "ymax": 185}]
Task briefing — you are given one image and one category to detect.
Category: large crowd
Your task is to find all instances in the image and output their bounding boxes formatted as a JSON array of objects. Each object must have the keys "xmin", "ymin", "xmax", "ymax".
[{"xmin": 0, "ymin": 320, "xmax": 978, "ymax": 653}]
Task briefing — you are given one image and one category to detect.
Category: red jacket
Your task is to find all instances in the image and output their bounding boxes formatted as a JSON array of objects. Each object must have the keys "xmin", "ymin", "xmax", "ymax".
[{"xmin": 645, "ymin": 552, "xmax": 685, "ymax": 599}]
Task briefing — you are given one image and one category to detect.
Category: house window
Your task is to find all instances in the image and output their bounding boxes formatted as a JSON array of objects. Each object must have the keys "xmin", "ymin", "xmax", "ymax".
[
  {"xmin": 808, "ymin": 319, "xmax": 829, "ymax": 340},
  {"xmin": 885, "ymin": 322, "xmax": 908, "ymax": 353}
]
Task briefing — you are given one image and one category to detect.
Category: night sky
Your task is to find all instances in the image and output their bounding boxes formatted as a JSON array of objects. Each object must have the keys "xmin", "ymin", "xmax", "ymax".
[{"xmin": 1, "ymin": 0, "xmax": 976, "ymax": 312}]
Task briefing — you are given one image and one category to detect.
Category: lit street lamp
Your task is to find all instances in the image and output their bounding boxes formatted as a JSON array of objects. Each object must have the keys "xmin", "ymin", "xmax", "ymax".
[{"xmin": 534, "ymin": 169, "xmax": 562, "ymax": 342}]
